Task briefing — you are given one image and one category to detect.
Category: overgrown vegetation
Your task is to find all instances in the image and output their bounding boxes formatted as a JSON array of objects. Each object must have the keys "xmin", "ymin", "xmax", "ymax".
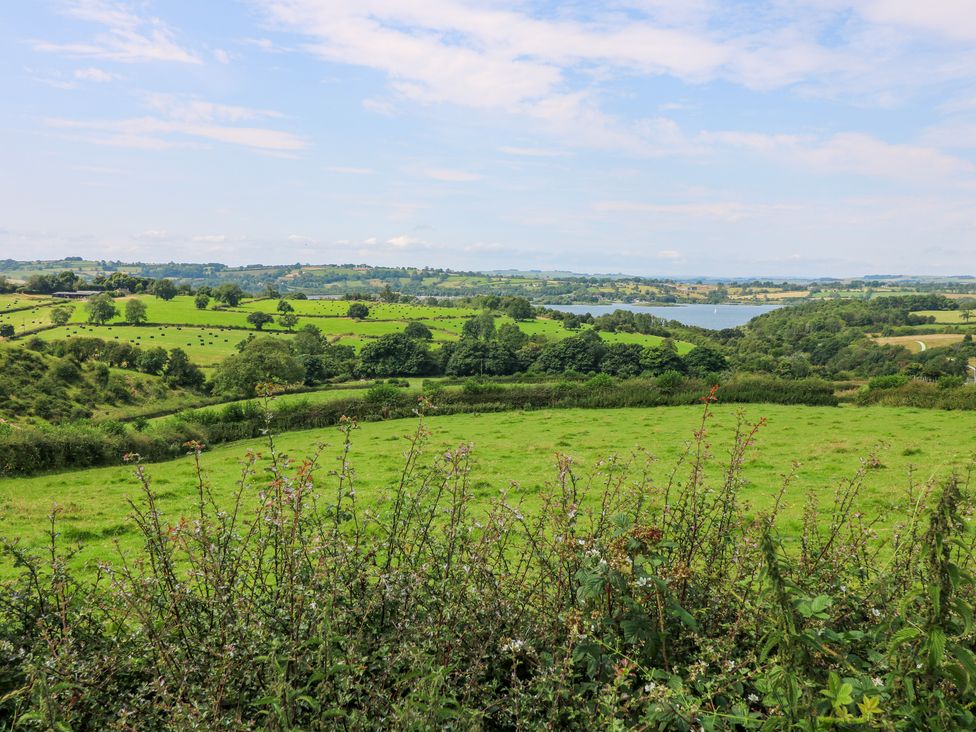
[{"xmin": 2, "ymin": 395, "xmax": 973, "ymax": 729}]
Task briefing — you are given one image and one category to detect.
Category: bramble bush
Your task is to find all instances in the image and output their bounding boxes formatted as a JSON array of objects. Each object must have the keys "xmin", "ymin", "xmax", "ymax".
[{"xmin": 1, "ymin": 391, "xmax": 974, "ymax": 729}]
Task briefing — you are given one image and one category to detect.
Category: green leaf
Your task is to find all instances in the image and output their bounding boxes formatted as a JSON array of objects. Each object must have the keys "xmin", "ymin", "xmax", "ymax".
[
  {"xmin": 928, "ymin": 628, "xmax": 947, "ymax": 669},
  {"xmin": 944, "ymin": 663, "xmax": 970, "ymax": 692},
  {"xmin": 857, "ymin": 695, "xmax": 881, "ymax": 718},
  {"xmin": 810, "ymin": 594, "xmax": 832, "ymax": 614},
  {"xmin": 887, "ymin": 626, "xmax": 921, "ymax": 654}
]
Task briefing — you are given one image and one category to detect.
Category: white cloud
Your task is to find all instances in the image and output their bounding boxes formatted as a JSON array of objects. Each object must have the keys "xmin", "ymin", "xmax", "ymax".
[
  {"xmin": 855, "ymin": 0, "xmax": 976, "ymax": 42},
  {"xmin": 386, "ymin": 235, "xmax": 420, "ymax": 248},
  {"xmin": 248, "ymin": 0, "xmax": 976, "ymax": 157},
  {"xmin": 327, "ymin": 166, "xmax": 374, "ymax": 174},
  {"xmin": 709, "ymin": 130, "xmax": 974, "ymax": 181},
  {"xmin": 498, "ymin": 146, "xmax": 569, "ymax": 157},
  {"xmin": 33, "ymin": 0, "xmax": 200, "ymax": 64},
  {"xmin": 423, "ymin": 168, "xmax": 483, "ymax": 182},
  {"xmin": 73, "ymin": 66, "xmax": 118, "ymax": 82},
  {"xmin": 46, "ymin": 94, "xmax": 307, "ymax": 152},
  {"xmin": 656, "ymin": 249, "xmax": 683, "ymax": 259},
  {"xmin": 594, "ymin": 200, "xmax": 783, "ymax": 222},
  {"xmin": 213, "ymin": 48, "xmax": 231, "ymax": 64}
]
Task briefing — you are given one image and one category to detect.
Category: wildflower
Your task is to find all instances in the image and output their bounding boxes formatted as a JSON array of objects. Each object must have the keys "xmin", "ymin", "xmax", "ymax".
[
  {"xmin": 871, "ymin": 607, "xmax": 881, "ymax": 618},
  {"xmin": 747, "ymin": 693, "xmax": 759, "ymax": 703},
  {"xmin": 501, "ymin": 638, "xmax": 526, "ymax": 653}
]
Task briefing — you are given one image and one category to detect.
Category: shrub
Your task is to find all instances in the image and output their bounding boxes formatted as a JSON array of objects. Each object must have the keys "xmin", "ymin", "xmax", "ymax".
[
  {"xmin": 2, "ymin": 402, "xmax": 974, "ymax": 728},
  {"xmin": 869, "ymin": 374, "xmax": 910, "ymax": 390}
]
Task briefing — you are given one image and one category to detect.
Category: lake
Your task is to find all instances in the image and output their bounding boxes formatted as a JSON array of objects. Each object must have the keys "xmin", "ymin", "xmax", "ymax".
[{"xmin": 547, "ymin": 302, "xmax": 780, "ymax": 329}]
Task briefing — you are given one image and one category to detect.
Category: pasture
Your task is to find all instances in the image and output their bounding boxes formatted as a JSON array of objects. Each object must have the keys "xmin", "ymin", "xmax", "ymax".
[
  {"xmin": 33, "ymin": 324, "xmax": 293, "ymax": 366},
  {"xmin": 22, "ymin": 294, "xmax": 694, "ymax": 362},
  {"xmin": 873, "ymin": 333, "xmax": 967, "ymax": 353},
  {"xmin": 913, "ymin": 309, "xmax": 976, "ymax": 324},
  {"xmin": 3, "ymin": 403, "xmax": 973, "ymax": 573}
]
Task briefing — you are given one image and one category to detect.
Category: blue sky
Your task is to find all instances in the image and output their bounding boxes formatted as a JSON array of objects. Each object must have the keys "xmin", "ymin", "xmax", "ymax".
[{"xmin": 2, "ymin": 0, "xmax": 976, "ymax": 277}]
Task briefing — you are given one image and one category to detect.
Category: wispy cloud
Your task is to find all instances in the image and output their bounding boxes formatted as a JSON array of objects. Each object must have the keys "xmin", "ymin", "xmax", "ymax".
[
  {"xmin": 423, "ymin": 168, "xmax": 483, "ymax": 182},
  {"xmin": 73, "ymin": 66, "xmax": 119, "ymax": 82},
  {"xmin": 327, "ymin": 165, "xmax": 373, "ymax": 174},
  {"xmin": 498, "ymin": 146, "xmax": 570, "ymax": 158},
  {"xmin": 710, "ymin": 130, "xmax": 974, "ymax": 181},
  {"xmin": 46, "ymin": 94, "xmax": 307, "ymax": 152},
  {"xmin": 33, "ymin": 0, "xmax": 200, "ymax": 64}
]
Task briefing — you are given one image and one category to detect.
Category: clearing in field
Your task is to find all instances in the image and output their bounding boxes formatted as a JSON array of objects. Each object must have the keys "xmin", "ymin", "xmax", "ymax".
[
  {"xmin": 912, "ymin": 309, "xmax": 976, "ymax": 324},
  {"xmin": 873, "ymin": 333, "xmax": 966, "ymax": 353}
]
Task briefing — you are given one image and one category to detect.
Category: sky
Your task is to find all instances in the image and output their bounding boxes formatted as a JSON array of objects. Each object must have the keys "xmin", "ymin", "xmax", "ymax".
[{"xmin": 2, "ymin": 1, "xmax": 976, "ymax": 277}]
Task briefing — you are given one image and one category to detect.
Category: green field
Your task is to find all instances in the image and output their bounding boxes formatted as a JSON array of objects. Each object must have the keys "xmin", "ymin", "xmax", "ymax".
[
  {"xmin": 33, "ymin": 324, "xmax": 294, "ymax": 366},
  {"xmin": 913, "ymin": 309, "xmax": 976, "ymax": 324},
  {"xmin": 3, "ymin": 403, "xmax": 973, "ymax": 573},
  {"xmin": 20, "ymin": 294, "xmax": 693, "ymax": 362}
]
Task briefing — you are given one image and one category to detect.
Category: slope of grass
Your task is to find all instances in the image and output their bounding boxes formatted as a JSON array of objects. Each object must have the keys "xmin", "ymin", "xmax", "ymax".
[
  {"xmin": 32, "ymin": 324, "xmax": 292, "ymax": 366},
  {"xmin": 3, "ymin": 403, "xmax": 973, "ymax": 573}
]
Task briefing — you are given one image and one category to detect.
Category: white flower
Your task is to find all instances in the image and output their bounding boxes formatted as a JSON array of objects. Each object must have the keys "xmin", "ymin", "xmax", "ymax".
[
  {"xmin": 872, "ymin": 677, "xmax": 884, "ymax": 687},
  {"xmin": 501, "ymin": 639, "xmax": 526, "ymax": 653},
  {"xmin": 747, "ymin": 693, "xmax": 759, "ymax": 703},
  {"xmin": 871, "ymin": 608, "xmax": 881, "ymax": 618},
  {"xmin": 644, "ymin": 682, "xmax": 657, "ymax": 692}
]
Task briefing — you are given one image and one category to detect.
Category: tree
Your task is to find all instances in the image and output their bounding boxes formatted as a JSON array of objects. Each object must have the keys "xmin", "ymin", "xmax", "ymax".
[
  {"xmin": 278, "ymin": 313, "xmax": 298, "ymax": 331},
  {"xmin": 599, "ymin": 343, "xmax": 644, "ymax": 378},
  {"xmin": 152, "ymin": 279, "xmax": 178, "ymax": 301},
  {"xmin": 277, "ymin": 300, "xmax": 294, "ymax": 314},
  {"xmin": 0, "ymin": 324, "xmax": 13, "ymax": 338},
  {"xmin": 162, "ymin": 348, "xmax": 205, "ymax": 390},
  {"xmin": 300, "ymin": 344, "xmax": 357, "ymax": 384},
  {"xmin": 50, "ymin": 306, "xmax": 74, "ymax": 326},
  {"xmin": 292, "ymin": 324, "xmax": 327, "ymax": 355},
  {"xmin": 534, "ymin": 330, "xmax": 607, "ymax": 374},
  {"xmin": 211, "ymin": 337, "xmax": 305, "ymax": 397},
  {"xmin": 497, "ymin": 322, "xmax": 528, "ymax": 351},
  {"xmin": 214, "ymin": 283, "xmax": 245, "ymax": 307},
  {"xmin": 684, "ymin": 345, "xmax": 728, "ymax": 377},
  {"xmin": 358, "ymin": 333, "xmax": 433, "ymax": 376},
  {"xmin": 347, "ymin": 302, "xmax": 370, "ymax": 319},
  {"xmin": 136, "ymin": 347, "xmax": 168, "ymax": 375},
  {"xmin": 379, "ymin": 285, "xmax": 398, "ymax": 303},
  {"xmin": 403, "ymin": 321, "xmax": 433, "ymax": 340},
  {"xmin": 247, "ymin": 312, "xmax": 274, "ymax": 331},
  {"xmin": 447, "ymin": 340, "xmax": 518, "ymax": 376},
  {"xmin": 194, "ymin": 293, "xmax": 211, "ymax": 310},
  {"xmin": 462, "ymin": 311, "xmax": 496, "ymax": 341},
  {"xmin": 505, "ymin": 297, "xmax": 533, "ymax": 321},
  {"xmin": 962, "ymin": 309, "xmax": 973, "ymax": 324},
  {"xmin": 86, "ymin": 293, "xmax": 117, "ymax": 325},
  {"xmin": 640, "ymin": 340, "xmax": 686, "ymax": 376},
  {"xmin": 124, "ymin": 299, "xmax": 148, "ymax": 325}
]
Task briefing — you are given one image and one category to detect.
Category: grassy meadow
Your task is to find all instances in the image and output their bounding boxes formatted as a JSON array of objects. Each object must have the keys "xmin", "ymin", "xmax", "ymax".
[
  {"xmin": 914, "ymin": 309, "xmax": 976, "ymax": 324},
  {"xmin": 3, "ymin": 402, "xmax": 974, "ymax": 574},
  {"xmin": 14, "ymin": 294, "xmax": 693, "ymax": 362},
  {"xmin": 33, "ymin": 323, "xmax": 290, "ymax": 366}
]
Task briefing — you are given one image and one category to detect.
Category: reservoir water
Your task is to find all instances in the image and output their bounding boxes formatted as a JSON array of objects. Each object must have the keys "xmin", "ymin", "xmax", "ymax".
[{"xmin": 547, "ymin": 303, "xmax": 780, "ymax": 329}]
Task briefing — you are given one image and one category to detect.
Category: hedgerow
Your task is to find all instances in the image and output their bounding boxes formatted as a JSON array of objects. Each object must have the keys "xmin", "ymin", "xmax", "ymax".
[
  {"xmin": 1, "ymin": 394, "xmax": 973, "ymax": 729},
  {"xmin": 0, "ymin": 376, "xmax": 836, "ymax": 476}
]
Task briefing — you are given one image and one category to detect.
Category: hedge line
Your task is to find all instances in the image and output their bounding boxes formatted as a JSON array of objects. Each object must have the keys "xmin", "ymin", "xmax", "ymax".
[{"xmin": 0, "ymin": 375, "xmax": 836, "ymax": 476}]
